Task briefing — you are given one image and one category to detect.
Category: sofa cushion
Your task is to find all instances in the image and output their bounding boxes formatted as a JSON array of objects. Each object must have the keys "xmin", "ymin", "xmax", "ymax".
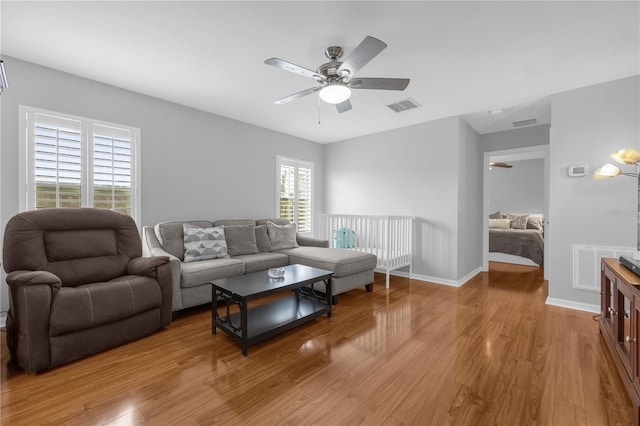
[
  {"xmin": 50, "ymin": 275, "xmax": 162, "ymax": 336},
  {"xmin": 277, "ymin": 246, "xmax": 377, "ymax": 278},
  {"xmin": 155, "ymin": 221, "xmax": 212, "ymax": 260},
  {"xmin": 213, "ymin": 219, "xmax": 256, "ymax": 227},
  {"xmin": 224, "ymin": 225, "xmax": 259, "ymax": 256},
  {"xmin": 254, "ymin": 225, "xmax": 273, "ymax": 252},
  {"xmin": 183, "ymin": 224, "xmax": 228, "ymax": 262},
  {"xmin": 180, "ymin": 258, "xmax": 245, "ymax": 288},
  {"xmin": 233, "ymin": 252, "xmax": 289, "ymax": 273},
  {"xmin": 267, "ymin": 222, "xmax": 299, "ymax": 250},
  {"xmin": 256, "ymin": 218, "xmax": 290, "ymax": 226}
]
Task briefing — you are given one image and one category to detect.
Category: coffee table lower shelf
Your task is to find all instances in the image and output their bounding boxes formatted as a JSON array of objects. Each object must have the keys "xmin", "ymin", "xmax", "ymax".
[{"xmin": 213, "ymin": 294, "xmax": 330, "ymax": 355}]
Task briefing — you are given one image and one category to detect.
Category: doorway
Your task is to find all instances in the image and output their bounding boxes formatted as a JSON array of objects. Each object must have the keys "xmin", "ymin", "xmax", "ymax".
[{"xmin": 482, "ymin": 145, "xmax": 550, "ymax": 280}]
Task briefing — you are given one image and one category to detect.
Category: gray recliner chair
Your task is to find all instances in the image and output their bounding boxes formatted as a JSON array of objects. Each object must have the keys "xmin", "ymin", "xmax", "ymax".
[{"xmin": 3, "ymin": 208, "xmax": 172, "ymax": 373}]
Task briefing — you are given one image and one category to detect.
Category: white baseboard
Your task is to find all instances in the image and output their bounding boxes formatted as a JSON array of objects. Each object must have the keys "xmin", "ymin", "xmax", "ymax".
[
  {"xmin": 545, "ymin": 297, "xmax": 599, "ymax": 313},
  {"xmin": 0, "ymin": 315, "xmax": 6, "ymax": 330},
  {"xmin": 377, "ymin": 267, "xmax": 482, "ymax": 288}
]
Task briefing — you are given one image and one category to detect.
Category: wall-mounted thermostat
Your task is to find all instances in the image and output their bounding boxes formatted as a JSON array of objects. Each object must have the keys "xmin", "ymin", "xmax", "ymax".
[{"xmin": 567, "ymin": 165, "xmax": 588, "ymax": 177}]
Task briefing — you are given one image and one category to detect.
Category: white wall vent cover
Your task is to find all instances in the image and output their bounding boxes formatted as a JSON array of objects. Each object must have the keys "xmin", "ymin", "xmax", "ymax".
[
  {"xmin": 573, "ymin": 244, "xmax": 637, "ymax": 292},
  {"xmin": 512, "ymin": 118, "xmax": 538, "ymax": 127},
  {"xmin": 387, "ymin": 98, "xmax": 420, "ymax": 113}
]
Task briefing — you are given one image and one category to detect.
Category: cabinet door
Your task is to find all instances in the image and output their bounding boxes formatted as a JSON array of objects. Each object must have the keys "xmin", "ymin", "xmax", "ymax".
[
  {"xmin": 615, "ymin": 281, "xmax": 634, "ymax": 378},
  {"xmin": 601, "ymin": 266, "xmax": 616, "ymax": 339},
  {"xmin": 634, "ymin": 299, "xmax": 640, "ymax": 393}
]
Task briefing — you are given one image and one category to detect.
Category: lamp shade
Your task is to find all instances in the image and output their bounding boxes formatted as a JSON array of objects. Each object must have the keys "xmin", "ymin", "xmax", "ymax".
[
  {"xmin": 319, "ymin": 84, "xmax": 351, "ymax": 104},
  {"xmin": 594, "ymin": 163, "xmax": 622, "ymax": 179},
  {"xmin": 610, "ymin": 148, "xmax": 640, "ymax": 165}
]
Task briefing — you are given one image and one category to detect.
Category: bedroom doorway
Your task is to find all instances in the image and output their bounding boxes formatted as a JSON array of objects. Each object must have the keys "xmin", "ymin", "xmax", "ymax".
[{"xmin": 482, "ymin": 145, "xmax": 550, "ymax": 280}]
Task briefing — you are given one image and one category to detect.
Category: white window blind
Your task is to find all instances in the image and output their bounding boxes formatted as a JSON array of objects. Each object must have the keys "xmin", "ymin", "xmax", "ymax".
[
  {"xmin": 276, "ymin": 156, "xmax": 314, "ymax": 234},
  {"xmin": 32, "ymin": 114, "xmax": 83, "ymax": 209},
  {"xmin": 92, "ymin": 124, "xmax": 134, "ymax": 215},
  {"xmin": 20, "ymin": 106, "xmax": 140, "ymax": 222}
]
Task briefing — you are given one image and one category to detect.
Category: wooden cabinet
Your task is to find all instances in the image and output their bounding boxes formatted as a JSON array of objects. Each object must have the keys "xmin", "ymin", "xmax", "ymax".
[{"xmin": 601, "ymin": 258, "xmax": 640, "ymax": 425}]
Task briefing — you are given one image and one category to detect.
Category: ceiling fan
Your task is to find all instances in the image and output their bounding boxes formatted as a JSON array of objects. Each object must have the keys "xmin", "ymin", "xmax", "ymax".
[
  {"xmin": 489, "ymin": 162, "xmax": 513, "ymax": 168},
  {"xmin": 264, "ymin": 36, "xmax": 410, "ymax": 113}
]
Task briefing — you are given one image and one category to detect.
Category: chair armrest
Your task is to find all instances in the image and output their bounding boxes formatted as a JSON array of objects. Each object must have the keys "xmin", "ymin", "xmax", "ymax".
[
  {"xmin": 297, "ymin": 233, "xmax": 329, "ymax": 248},
  {"xmin": 126, "ymin": 257, "xmax": 173, "ymax": 327},
  {"xmin": 141, "ymin": 225, "xmax": 183, "ymax": 312},
  {"xmin": 5, "ymin": 270, "xmax": 61, "ymax": 373},
  {"xmin": 7, "ymin": 270, "xmax": 62, "ymax": 291},
  {"xmin": 127, "ymin": 256, "xmax": 170, "ymax": 278}
]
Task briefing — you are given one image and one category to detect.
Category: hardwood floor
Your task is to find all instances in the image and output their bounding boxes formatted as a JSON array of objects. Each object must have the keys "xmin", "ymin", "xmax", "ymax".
[{"xmin": 1, "ymin": 262, "xmax": 634, "ymax": 425}]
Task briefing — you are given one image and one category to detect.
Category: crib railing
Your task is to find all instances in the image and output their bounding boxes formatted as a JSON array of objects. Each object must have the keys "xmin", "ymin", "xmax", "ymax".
[{"xmin": 317, "ymin": 214, "xmax": 414, "ymax": 288}]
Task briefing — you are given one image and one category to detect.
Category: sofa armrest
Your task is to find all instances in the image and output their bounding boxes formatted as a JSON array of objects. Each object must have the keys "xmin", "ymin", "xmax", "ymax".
[
  {"xmin": 142, "ymin": 225, "xmax": 183, "ymax": 312},
  {"xmin": 5, "ymin": 270, "xmax": 61, "ymax": 373},
  {"xmin": 297, "ymin": 233, "xmax": 329, "ymax": 248},
  {"xmin": 127, "ymin": 256, "xmax": 170, "ymax": 278}
]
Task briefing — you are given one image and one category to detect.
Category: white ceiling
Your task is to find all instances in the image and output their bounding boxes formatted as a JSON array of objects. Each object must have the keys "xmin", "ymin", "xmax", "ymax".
[{"xmin": 1, "ymin": 1, "xmax": 638, "ymax": 143}]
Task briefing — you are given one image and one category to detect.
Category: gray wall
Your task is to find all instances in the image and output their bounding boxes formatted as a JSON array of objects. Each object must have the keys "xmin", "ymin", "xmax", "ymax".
[
  {"xmin": 2, "ymin": 56, "xmax": 638, "ymax": 315},
  {"xmin": 480, "ymin": 124, "xmax": 551, "ymax": 153},
  {"xmin": 0, "ymin": 57, "xmax": 324, "ymax": 312},
  {"xmin": 487, "ymin": 158, "xmax": 545, "ymax": 214},
  {"xmin": 457, "ymin": 119, "xmax": 483, "ymax": 278},
  {"xmin": 324, "ymin": 115, "xmax": 483, "ymax": 282},
  {"xmin": 549, "ymin": 75, "xmax": 639, "ymax": 306}
]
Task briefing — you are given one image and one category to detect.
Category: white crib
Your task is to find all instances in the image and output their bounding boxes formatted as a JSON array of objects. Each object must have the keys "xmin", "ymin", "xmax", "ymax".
[{"xmin": 317, "ymin": 214, "xmax": 414, "ymax": 288}]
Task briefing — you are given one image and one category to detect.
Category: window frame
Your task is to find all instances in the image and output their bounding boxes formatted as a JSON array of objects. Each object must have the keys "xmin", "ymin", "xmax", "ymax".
[
  {"xmin": 18, "ymin": 105, "xmax": 141, "ymax": 224},
  {"xmin": 275, "ymin": 155, "xmax": 314, "ymax": 235}
]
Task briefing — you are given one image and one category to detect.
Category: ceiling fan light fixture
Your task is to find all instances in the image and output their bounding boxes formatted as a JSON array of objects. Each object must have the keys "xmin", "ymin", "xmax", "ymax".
[{"xmin": 319, "ymin": 84, "xmax": 351, "ymax": 104}]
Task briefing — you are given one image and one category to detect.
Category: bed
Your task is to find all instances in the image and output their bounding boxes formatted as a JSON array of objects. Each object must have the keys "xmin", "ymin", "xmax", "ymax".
[
  {"xmin": 489, "ymin": 213, "xmax": 544, "ymax": 267},
  {"xmin": 317, "ymin": 214, "xmax": 414, "ymax": 288}
]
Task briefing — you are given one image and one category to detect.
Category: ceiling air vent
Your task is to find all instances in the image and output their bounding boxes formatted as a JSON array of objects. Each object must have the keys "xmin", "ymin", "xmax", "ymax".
[
  {"xmin": 512, "ymin": 118, "xmax": 538, "ymax": 128},
  {"xmin": 387, "ymin": 98, "xmax": 420, "ymax": 113}
]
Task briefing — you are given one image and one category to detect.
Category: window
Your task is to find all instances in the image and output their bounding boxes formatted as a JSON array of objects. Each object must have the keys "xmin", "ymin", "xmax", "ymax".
[
  {"xmin": 276, "ymin": 156, "xmax": 313, "ymax": 234},
  {"xmin": 19, "ymin": 106, "xmax": 140, "ymax": 222}
]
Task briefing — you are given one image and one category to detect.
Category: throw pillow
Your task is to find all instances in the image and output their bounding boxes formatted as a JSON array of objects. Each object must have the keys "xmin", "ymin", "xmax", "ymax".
[
  {"xmin": 183, "ymin": 224, "xmax": 228, "ymax": 262},
  {"xmin": 489, "ymin": 218, "xmax": 511, "ymax": 229},
  {"xmin": 506, "ymin": 213, "xmax": 529, "ymax": 230},
  {"xmin": 527, "ymin": 214, "xmax": 544, "ymax": 231},
  {"xmin": 489, "ymin": 211, "xmax": 502, "ymax": 219},
  {"xmin": 224, "ymin": 225, "xmax": 259, "ymax": 256},
  {"xmin": 254, "ymin": 225, "xmax": 273, "ymax": 252},
  {"xmin": 266, "ymin": 221, "xmax": 299, "ymax": 250}
]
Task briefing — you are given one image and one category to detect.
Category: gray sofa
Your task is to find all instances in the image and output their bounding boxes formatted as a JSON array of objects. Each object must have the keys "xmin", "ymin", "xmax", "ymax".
[{"xmin": 142, "ymin": 218, "xmax": 377, "ymax": 312}]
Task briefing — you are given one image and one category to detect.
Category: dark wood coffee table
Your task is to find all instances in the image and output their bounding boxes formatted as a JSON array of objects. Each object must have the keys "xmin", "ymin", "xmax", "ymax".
[{"xmin": 211, "ymin": 264, "xmax": 333, "ymax": 356}]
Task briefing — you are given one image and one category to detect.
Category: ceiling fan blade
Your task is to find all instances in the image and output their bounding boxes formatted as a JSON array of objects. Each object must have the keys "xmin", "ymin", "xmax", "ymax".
[
  {"xmin": 337, "ymin": 36, "xmax": 387, "ymax": 78},
  {"xmin": 264, "ymin": 58, "xmax": 326, "ymax": 81},
  {"xmin": 350, "ymin": 78, "xmax": 410, "ymax": 91},
  {"xmin": 489, "ymin": 162, "xmax": 513, "ymax": 168},
  {"xmin": 336, "ymin": 99, "xmax": 352, "ymax": 113},
  {"xmin": 273, "ymin": 86, "xmax": 322, "ymax": 104}
]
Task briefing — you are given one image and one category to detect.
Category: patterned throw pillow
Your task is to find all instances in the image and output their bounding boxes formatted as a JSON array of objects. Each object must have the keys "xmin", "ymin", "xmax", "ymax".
[
  {"xmin": 183, "ymin": 224, "xmax": 228, "ymax": 262},
  {"xmin": 506, "ymin": 213, "xmax": 529, "ymax": 230},
  {"xmin": 527, "ymin": 214, "xmax": 544, "ymax": 231}
]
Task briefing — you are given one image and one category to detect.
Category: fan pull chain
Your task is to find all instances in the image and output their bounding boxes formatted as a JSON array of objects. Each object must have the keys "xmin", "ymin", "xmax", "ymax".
[{"xmin": 318, "ymin": 95, "xmax": 321, "ymax": 125}]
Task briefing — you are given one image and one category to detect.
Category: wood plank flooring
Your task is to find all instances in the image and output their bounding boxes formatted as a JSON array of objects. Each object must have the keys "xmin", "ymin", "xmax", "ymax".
[{"xmin": 1, "ymin": 262, "xmax": 634, "ymax": 425}]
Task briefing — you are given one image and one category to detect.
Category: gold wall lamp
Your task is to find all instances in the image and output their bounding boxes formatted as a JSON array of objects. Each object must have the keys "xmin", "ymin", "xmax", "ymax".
[{"xmin": 594, "ymin": 148, "xmax": 640, "ymax": 179}]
